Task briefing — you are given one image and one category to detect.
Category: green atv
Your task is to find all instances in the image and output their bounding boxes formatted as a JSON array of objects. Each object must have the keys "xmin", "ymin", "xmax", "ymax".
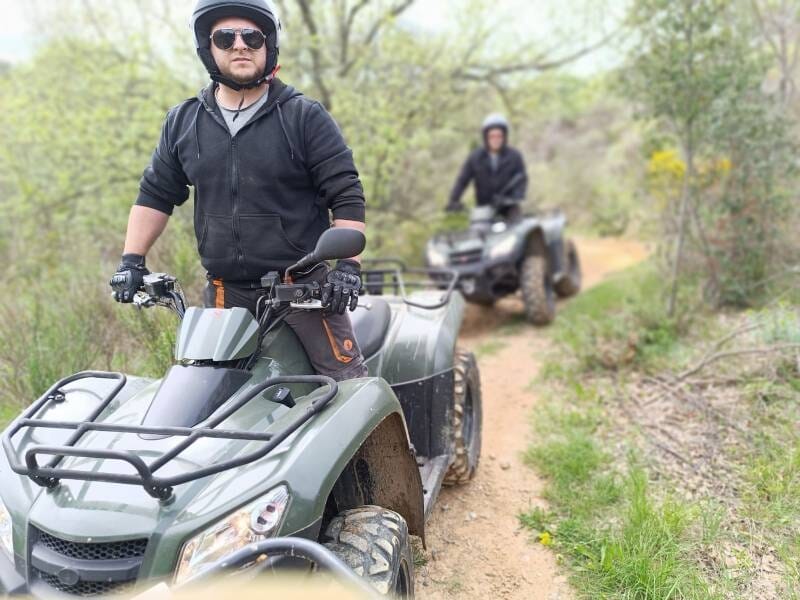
[
  {"xmin": 0, "ymin": 229, "xmax": 482, "ymax": 598},
  {"xmin": 426, "ymin": 201, "xmax": 582, "ymax": 325}
]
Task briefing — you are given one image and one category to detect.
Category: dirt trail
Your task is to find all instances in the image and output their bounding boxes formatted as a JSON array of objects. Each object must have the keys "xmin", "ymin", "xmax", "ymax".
[{"xmin": 417, "ymin": 237, "xmax": 650, "ymax": 599}]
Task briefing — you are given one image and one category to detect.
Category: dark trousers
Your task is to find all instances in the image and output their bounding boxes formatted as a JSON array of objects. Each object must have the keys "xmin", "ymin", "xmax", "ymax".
[{"xmin": 203, "ymin": 276, "xmax": 368, "ymax": 382}]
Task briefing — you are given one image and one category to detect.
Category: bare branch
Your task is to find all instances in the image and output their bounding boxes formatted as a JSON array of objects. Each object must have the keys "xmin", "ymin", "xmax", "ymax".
[
  {"xmin": 339, "ymin": 0, "xmax": 416, "ymax": 77},
  {"xmin": 456, "ymin": 27, "xmax": 620, "ymax": 80},
  {"xmin": 678, "ymin": 344, "xmax": 800, "ymax": 380},
  {"xmin": 295, "ymin": 0, "xmax": 334, "ymax": 108}
]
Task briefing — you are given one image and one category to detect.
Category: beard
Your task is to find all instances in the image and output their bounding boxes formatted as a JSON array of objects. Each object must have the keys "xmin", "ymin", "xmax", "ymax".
[
  {"xmin": 218, "ymin": 53, "xmax": 266, "ymax": 84},
  {"xmin": 223, "ymin": 64, "xmax": 261, "ymax": 84}
]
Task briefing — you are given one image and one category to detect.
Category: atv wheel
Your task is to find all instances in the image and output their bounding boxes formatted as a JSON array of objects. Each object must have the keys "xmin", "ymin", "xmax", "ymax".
[
  {"xmin": 323, "ymin": 506, "xmax": 414, "ymax": 597},
  {"xmin": 444, "ymin": 349, "xmax": 482, "ymax": 485},
  {"xmin": 520, "ymin": 254, "xmax": 556, "ymax": 325},
  {"xmin": 554, "ymin": 239, "xmax": 582, "ymax": 298}
]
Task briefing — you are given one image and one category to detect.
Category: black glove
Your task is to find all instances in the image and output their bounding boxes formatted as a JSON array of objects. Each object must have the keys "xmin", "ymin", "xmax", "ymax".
[
  {"xmin": 445, "ymin": 201, "xmax": 464, "ymax": 213},
  {"xmin": 321, "ymin": 259, "xmax": 361, "ymax": 314},
  {"xmin": 110, "ymin": 254, "xmax": 149, "ymax": 303}
]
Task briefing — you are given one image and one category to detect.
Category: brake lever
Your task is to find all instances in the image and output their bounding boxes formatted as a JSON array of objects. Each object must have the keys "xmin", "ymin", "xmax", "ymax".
[
  {"xmin": 132, "ymin": 292, "xmax": 155, "ymax": 309},
  {"xmin": 289, "ymin": 299, "xmax": 325, "ymax": 310}
]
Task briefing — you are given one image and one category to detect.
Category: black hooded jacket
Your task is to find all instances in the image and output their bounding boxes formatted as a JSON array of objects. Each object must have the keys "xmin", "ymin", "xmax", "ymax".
[
  {"xmin": 448, "ymin": 145, "xmax": 528, "ymax": 209},
  {"xmin": 136, "ymin": 79, "xmax": 365, "ymax": 281}
]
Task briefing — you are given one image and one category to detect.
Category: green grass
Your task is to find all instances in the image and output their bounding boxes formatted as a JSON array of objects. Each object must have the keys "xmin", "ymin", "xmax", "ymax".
[
  {"xmin": 738, "ymin": 391, "xmax": 800, "ymax": 595},
  {"xmin": 0, "ymin": 404, "xmax": 15, "ymax": 428},
  {"xmin": 522, "ymin": 263, "xmax": 716, "ymax": 599},
  {"xmin": 525, "ymin": 259, "xmax": 800, "ymax": 597},
  {"xmin": 522, "ymin": 385, "xmax": 708, "ymax": 598},
  {"xmin": 548, "ymin": 261, "xmax": 689, "ymax": 373}
]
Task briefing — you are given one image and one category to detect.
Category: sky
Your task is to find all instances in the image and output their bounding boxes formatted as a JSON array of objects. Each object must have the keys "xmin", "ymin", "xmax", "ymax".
[
  {"xmin": 0, "ymin": 0, "xmax": 625, "ymax": 74},
  {"xmin": 0, "ymin": 0, "xmax": 28, "ymax": 63}
]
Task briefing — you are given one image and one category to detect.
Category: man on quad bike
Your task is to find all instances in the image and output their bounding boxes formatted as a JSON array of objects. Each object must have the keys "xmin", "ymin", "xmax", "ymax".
[
  {"xmin": 446, "ymin": 113, "xmax": 529, "ymax": 221},
  {"xmin": 110, "ymin": 0, "xmax": 368, "ymax": 381}
]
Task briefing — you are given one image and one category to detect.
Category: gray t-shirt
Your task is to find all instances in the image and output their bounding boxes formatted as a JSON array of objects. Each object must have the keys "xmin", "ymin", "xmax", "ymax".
[{"xmin": 218, "ymin": 89, "xmax": 269, "ymax": 137}]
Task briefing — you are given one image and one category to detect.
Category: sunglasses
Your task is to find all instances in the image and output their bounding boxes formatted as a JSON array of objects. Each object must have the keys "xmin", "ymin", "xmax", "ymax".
[{"xmin": 210, "ymin": 28, "xmax": 267, "ymax": 51}]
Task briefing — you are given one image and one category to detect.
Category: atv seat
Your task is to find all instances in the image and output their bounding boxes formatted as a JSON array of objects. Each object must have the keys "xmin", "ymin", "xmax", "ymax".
[{"xmin": 351, "ymin": 297, "xmax": 392, "ymax": 358}]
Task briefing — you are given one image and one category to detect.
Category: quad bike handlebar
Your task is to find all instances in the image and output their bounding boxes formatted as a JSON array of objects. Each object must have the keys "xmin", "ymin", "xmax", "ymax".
[
  {"xmin": 132, "ymin": 273, "xmax": 187, "ymax": 318},
  {"xmin": 132, "ymin": 272, "xmax": 330, "ymax": 321}
]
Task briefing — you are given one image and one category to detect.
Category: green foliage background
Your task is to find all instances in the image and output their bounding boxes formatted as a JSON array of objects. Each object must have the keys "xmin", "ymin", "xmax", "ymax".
[
  {"xmin": 0, "ymin": 0, "xmax": 632, "ymax": 406},
  {"xmin": 0, "ymin": 0, "xmax": 796, "ymax": 409}
]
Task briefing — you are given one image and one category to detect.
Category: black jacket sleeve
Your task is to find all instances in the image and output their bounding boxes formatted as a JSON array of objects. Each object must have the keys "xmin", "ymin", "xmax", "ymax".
[
  {"xmin": 510, "ymin": 150, "xmax": 528, "ymax": 200},
  {"xmin": 448, "ymin": 153, "xmax": 475, "ymax": 208},
  {"xmin": 135, "ymin": 110, "xmax": 191, "ymax": 216},
  {"xmin": 304, "ymin": 102, "xmax": 365, "ymax": 222}
]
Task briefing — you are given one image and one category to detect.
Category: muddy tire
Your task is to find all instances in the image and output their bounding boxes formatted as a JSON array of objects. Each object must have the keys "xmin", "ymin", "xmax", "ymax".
[
  {"xmin": 323, "ymin": 506, "xmax": 414, "ymax": 597},
  {"xmin": 520, "ymin": 254, "xmax": 556, "ymax": 325},
  {"xmin": 444, "ymin": 349, "xmax": 482, "ymax": 485},
  {"xmin": 554, "ymin": 239, "xmax": 582, "ymax": 298}
]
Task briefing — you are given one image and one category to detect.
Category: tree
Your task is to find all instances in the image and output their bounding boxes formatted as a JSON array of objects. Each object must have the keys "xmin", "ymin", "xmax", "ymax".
[
  {"xmin": 749, "ymin": 0, "xmax": 800, "ymax": 106},
  {"xmin": 625, "ymin": 0, "xmax": 797, "ymax": 310},
  {"xmin": 625, "ymin": 0, "xmax": 751, "ymax": 314}
]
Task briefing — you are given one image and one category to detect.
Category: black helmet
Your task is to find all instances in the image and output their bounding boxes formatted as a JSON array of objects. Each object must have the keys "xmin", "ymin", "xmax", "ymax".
[{"xmin": 191, "ymin": 0, "xmax": 281, "ymax": 91}]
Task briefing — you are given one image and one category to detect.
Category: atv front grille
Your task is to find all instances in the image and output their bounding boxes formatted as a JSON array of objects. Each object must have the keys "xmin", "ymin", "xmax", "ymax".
[
  {"xmin": 37, "ymin": 530, "xmax": 148, "ymax": 561},
  {"xmin": 449, "ymin": 249, "xmax": 483, "ymax": 265},
  {"xmin": 32, "ymin": 568, "xmax": 137, "ymax": 597},
  {"xmin": 30, "ymin": 528, "xmax": 148, "ymax": 597}
]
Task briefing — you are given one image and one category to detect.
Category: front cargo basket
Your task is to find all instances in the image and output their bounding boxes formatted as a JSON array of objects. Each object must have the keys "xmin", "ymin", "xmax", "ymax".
[{"xmin": 2, "ymin": 371, "xmax": 337, "ymax": 503}]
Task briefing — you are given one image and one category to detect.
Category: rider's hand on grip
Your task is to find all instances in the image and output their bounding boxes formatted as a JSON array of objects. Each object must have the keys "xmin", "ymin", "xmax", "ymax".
[
  {"xmin": 110, "ymin": 254, "xmax": 150, "ymax": 303},
  {"xmin": 321, "ymin": 259, "xmax": 361, "ymax": 314}
]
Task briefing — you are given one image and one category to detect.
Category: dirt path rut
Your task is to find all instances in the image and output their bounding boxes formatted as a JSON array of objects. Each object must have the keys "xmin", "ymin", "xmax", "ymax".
[{"xmin": 417, "ymin": 237, "xmax": 649, "ymax": 599}]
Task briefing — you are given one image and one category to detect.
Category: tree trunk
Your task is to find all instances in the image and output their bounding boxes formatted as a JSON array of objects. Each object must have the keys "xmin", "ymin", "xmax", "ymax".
[{"xmin": 668, "ymin": 130, "xmax": 694, "ymax": 317}]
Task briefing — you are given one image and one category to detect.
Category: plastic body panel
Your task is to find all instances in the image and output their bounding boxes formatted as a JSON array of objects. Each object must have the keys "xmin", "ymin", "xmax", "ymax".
[
  {"xmin": 175, "ymin": 307, "xmax": 259, "ymax": 361},
  {"xmin": 363, "ymin": 291, "xmax": 465, "ymax": 386}
]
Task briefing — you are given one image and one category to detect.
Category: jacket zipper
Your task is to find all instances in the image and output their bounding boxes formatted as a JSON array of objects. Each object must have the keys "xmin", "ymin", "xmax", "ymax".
[
  {"xmin": 200, "ymin": 88, "xmax": 288, "ymax": 278},
  {"xmin": 230, "ymin": 137, "xmax": 245, "ymax": 274}
]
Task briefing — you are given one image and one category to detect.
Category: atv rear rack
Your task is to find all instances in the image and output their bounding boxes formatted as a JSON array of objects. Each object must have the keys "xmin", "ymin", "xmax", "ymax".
[
  {"xmin": 2, "ymin": 371, "xmax": 337, "ymax": 503},
  {"xmin": 361, "ymin": 259, "xmax": 459, "ymax": 309}
]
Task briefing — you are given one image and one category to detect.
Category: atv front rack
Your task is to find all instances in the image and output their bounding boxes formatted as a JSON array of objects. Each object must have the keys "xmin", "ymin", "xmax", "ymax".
[
  {"xmin": 178, "ymin": 537, "xmax": 375, "ymax": 594},
  {"xmin": 361, "ymin": 259, "xmax": 459, "ymax": 309},
  {"xmin": 2, "ymin": 371, "xmax": 337, "ymax": 503}
]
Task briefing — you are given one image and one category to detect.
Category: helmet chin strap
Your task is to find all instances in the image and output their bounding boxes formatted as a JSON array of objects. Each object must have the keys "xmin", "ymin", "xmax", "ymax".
[
  {"xmin": 209, "ymin": 65, "xmax": 280, "ymax": 91},
  {"xmin": 211, "ymin": 72, "xmax": 267, "ymax": 91}
]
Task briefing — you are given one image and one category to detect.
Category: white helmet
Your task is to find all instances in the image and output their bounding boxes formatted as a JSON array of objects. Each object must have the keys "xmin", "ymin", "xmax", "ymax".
[{"xmin": 482, "ymin": 113, "xmax": 509, "ymax": 135}]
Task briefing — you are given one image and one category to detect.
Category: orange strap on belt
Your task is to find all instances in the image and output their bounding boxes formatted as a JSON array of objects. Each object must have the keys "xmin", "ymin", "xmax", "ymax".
[{"xmin": 213, "ymin": 279, "xmax": 225, "ymax": 309}]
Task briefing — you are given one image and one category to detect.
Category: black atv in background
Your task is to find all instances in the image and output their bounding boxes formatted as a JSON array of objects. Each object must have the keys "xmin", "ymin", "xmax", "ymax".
[{"xmin": 426, "ymin": 199, "xmax": 582, "ymax": 325}]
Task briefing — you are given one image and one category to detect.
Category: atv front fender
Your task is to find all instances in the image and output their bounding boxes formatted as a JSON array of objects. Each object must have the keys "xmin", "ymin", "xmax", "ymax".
[
  {"xmin": 273, "ymin": 377, "xmax": 424, "ymax": 539},
  {"xmin": 141, "ymin": 377, "xmax": 424, "ymax": 578}
]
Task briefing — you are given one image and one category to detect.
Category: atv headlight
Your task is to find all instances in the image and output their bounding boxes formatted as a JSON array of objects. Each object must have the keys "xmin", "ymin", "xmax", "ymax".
[
  {"xmin": 174, "ymin": 485, "xmax": 290, "ymax": 585},
  {"xmin": 0, "ymin": 496, "xmax": 13, "ymax": 557},
  {"xmin": 488, "ymin": 234, "xmax": 517, "ymax": 260},
  {"xmin": 427, "ymin": 244, "xmax": 448, "ymax": 268}
]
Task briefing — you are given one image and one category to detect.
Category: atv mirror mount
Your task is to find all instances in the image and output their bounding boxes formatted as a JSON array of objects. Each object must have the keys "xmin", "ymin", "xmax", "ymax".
[{"xmin": 286, "ymin": 228, "xmax": 366, "ymax": 280}]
